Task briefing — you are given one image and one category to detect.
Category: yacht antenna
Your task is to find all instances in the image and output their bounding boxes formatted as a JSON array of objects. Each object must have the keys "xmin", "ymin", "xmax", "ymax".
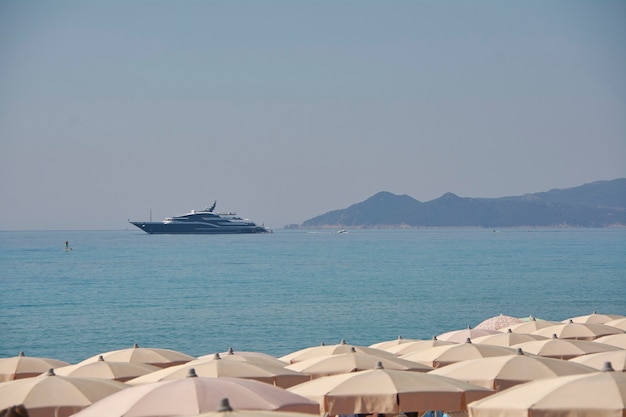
[{"xmin": 150, "ymin": 209, "xmax": 152, "ymax": 222}]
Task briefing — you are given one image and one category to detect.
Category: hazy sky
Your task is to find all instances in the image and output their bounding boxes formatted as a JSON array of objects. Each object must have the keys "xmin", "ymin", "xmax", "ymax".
[{"xmin": 1, "ymin": 1, "xmax": 625, "ymax": 230}]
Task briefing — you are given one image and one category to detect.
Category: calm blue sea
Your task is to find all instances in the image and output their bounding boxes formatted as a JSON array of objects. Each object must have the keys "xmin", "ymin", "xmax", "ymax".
[{"xmin": 1, "ymin": 228, "xmax": 625, "ymax": 364}]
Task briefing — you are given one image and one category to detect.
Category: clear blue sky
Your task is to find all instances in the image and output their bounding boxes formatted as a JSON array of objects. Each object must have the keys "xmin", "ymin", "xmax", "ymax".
[{"xmin": 1, "ymin": 1, "xmax": 624, "ymax": 230}]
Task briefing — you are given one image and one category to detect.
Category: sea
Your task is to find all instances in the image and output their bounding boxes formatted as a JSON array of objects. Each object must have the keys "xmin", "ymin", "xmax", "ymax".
[{"xmin": 1, "ymin": 228, "xmax": 625, "ymax": 364}]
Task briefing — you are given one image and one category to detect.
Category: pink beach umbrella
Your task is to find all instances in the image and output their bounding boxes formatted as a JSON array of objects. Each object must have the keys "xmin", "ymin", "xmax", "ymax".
[{"xmin": 0, "ymin": 352, "xmax": 70, "ymax": 382}]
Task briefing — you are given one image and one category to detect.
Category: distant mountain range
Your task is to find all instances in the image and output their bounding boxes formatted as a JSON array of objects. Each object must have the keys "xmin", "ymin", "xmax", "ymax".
[{"xmin": 295, "ymin": 179, "xmax": 626, "ymax": 228}]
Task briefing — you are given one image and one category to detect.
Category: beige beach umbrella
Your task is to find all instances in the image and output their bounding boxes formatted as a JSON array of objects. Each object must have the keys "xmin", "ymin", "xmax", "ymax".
[
  {"xmin": 197, "ymin": 397, "xmax": 319, "ymax": 417},
  {"xmin": 288, "ymin": 363, "xmax": 493, "ymax": 415},
  {"xmin": 437, "ymin": 326, "xmax": 500, "ymax": 343},
  {"xmin": 472, "ymin": 329, "xmax": 548, "ymax": 347},
  {"xmin": 285, "ymin": 347, "xmax": 432, "ymax": 378},
  {"xmin": 475, "ymin": 314, "xmax": 524, "ymax": 331},
  {"xmin": 385, "ymin": 337, "xmax": 456, "ymax": 356},
  {"xmin": 499, "ymin": 317, "xmax": 560, "ymax": 334},
  {"xmin": 72, "ymin": 373, "xmax": 320, "ymax": 417},
  {"xmin": 369, "ymin": 336, "xmax": 420, "ymax": 350},
  {"xmin": 429, "ymin": 348, "xmax": 596, "ymax": 392},
  {"xmin": 532, "ymin": 320, "xmax": 623, "ymax": 340},
  {"xmin": 53, "ymin": 355, "xmax": 160, "ymax": 382},
  {"xmin": 594, "ymin": 333, "xmax": 626, "ymax": 349},
  {"xmin": 127, "ymin": 354, "xmax": 309, "ymax": 388},
  {"xmin": 513, "ymin": 334, "xmax": 621, "ymax": 359},
  {"xmin": 78, "ymin": 343, "xmax": 194, "ymax": 368},
  {"xmin": 0, "ymin": 352, "xmax": 70, "ymax": 381},
  {"xmin": 605, "ymin": 317, "xmax": 626, "ymax": 331},
  {"xmin": 198, "ymin": 348, "xmax": 288, "ymax": 367},
  {"xmin": 0, "ymin": 368, "xmax": 127, "ymax": 417},
  {"xmin": 467, "ymin": 364, "xmax": 626, "ymax": 417},
  {"xmin": 563, "ymin": 312, "xmax": 625, "ymax": 324},
  {"xmin": 400, "ymin": 339, "xmax": 517, "ymax": 368},
  {"xmin": 570, "ymin": 350, "xmax": 626, "ymax": 371},
  {"xmin": 279, "ymin": 340, "xmax": 396, "ymax": 364}
]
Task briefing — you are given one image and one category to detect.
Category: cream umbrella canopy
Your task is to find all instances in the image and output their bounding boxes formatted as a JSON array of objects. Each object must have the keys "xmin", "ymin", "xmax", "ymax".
[
  {"xmin": 196, "ymin": 398, "xmax": 321, "ymax": 417},
  {"xmin": 400, "ymin": 339, "xmax": 517, "ymax": 368},
  {"xmin": 279, "ymin": 340, "xmax": 396, "ymax": 364},
  {"xmin": 127, "ymin": 354, "xmax": 310, "ymax": 388},
  {"xmin": 288, "ymin": 363, "xmax": 493, "ymax": 415},
  {"xmin": 532, "ymin": 320, "xmax": 623, "ymax": 340},
  {"xmin": 285, "ymin": 347, "xmax": 432, "ymax": 378},
  {"xmin": 77, "ymin": 343, "xmax": 194, "ymax": 368},
  {"xmin": 0, "ymin": 368, "xmax": 128, "ymax": 417},
  {"xmin": 512, "ymin": 335, "xmax": 621, "ymax": 360},
  {"xmin": 429, "ymin": 348, "xmax": 596, "ymax": 391},
  {"xmin": 563, "ymin": 312, "xmax": 625, "ymax": 324},
  {"xmin": 369, "ymin": 336, "xmax": 420, "ymax": 350},
  {"xmin": 605, "ymin": 318, "xmax": 626, "ymax": 331},
  {"xmin": 471, "ymin": 329, "xmax": 548, "ymax": 347},
  {"xmin": 385, "ymin": 337, "xmax": 456, "ymax": 356},
  {"xmin": 198, "ymin": 348, "xmax": 288, "ymax": 367},
  {"xmin": 499, "ymin": 317, "xmax": 561, "ymax": 334},
  {"xmin": 594, "ymin": 333, "xmax": 626, "ymax": 349},
  {"xmin": 54, "ymin": 355, "xmax": 160, "ymax": 382},
  {"xmin": 570, "ymin": 350, "xmax": 626, "ymax": 372},
  {"xmin": 0, "ymin": 352, "xmax": 70, "ymax": 381},
  {"xmin": 437, "ymin": 327, "xmax": 500, "ymax": 344},
  {"xmin": 72, "ymin": 373, "xmax": 320, "ymax": 417},
  {"xmin": 467, "ymin": 364, "xmax": 626, "ymax": 417}
]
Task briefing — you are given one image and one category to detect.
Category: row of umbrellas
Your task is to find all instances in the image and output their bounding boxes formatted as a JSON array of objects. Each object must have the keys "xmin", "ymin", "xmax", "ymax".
[{"xmin": 0, "ymin": 312, "xmax": 624, "ymax": 417}]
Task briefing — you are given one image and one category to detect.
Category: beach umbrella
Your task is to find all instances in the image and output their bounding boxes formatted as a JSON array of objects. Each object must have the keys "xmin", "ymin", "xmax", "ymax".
[
  {"xmin": 594, "ymin": 333, "xmax": 626, "ymax": 349},
  {"xmin": 0, "ymin": 368, "xmax": 128, "ymax": 417},
  {"xmin": 513, "ymin": 334, "xmax": 621, "ymax": 359},
  {"xmin": 384, "ymin": 337, "xmax": 456, "ymax": 356},
  {"xmin": 436, "ymin": 326, "xmax": 500, "ymax": 343},
  {"xmin": 472, "ymin": 329, "xmax": 548, "ymax": 347},
  {"xmin": 605, "ymin": 317, "xmax": 626, "ymax": 331},
  {"xmin": 429, "ymin": 348, "xmax": 596, "ymax": 391},
  {"xmin": 532, "ymin": 320, "xmax": 623, "ymax": 340},
  {"xmin": 400, "ymin": 339, "xmax": 517, "ymax": 368},
  {"xmin": 53, "ymin": 355, "xmax": 160, "ymax": 382},
  {"xmin": 570, "ymin": 350, "xmax": 626, "ymax": 371},
  {"xmin": 197, "ymin": 348, "xmax": 288, "ymax": 367},
  {"xmin": 279, "ymin": 340, "xmax": 396, "ymax": 364},
  {"xmin": 563, "ymin": 312, "xmax": 625, "ymax": 324},
  {"xmin": 77, "ymin": 343, "xmax": 194, "ymax": 368},
  {"xmin": 127, "ymin": 354, "xmax": 310, "ymax": 388},
  {"xmin": 0, "ymin": 352, "xmax": 70, "ymax": 382},
  {"xmin": 196, "ymin": 397, "xmax": 320, "ymax": 417},
  {"xmin": 474, "ymin": 314, "xmax": 523, "ymax": 331},
  {"xmin": 288, "ymin": 362, "xmax": 493, "ymax": 415},
  {"xmin": 500, "ymin": 317, "xmax": 561, "ymax": 334},
  {"xmin": 285, "ymin": 347, "xmax": 432, "ymax": 378},
  {"xmin": 467, "ymin": 364, "xmax": 626, "ymax": 417},
  {"xmin": 72, "ymin": 373, "xmax": 320, "ymax": 417},
  {"xmin": 369, "ymin": 336, "xmax": 420, "ymax": 350}
]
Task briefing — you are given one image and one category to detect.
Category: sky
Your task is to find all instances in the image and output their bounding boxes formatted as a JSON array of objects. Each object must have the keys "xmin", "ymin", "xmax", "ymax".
[{"xmin": 1, "ymin": 1, "xmax": 625, "ymax": 230}]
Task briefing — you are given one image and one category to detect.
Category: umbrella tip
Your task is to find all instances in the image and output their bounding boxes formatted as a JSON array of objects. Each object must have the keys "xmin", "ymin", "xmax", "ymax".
[
  {"xmin": 217, "ymin": 398, "xmax": 233, "ymax": 412},
  {"xmin": 602, "ymin": 362, "xmax": 615, "ymax": 372},
  {"xmin": 552, "ymin": 334, "xmax": 558, "ymax": 339},
  {"xmin": 465, "ymin": 338, "xmax": 472, "ymax": 344},
  {"xmin": 133, "ymin": 343, "xmax": 139, "ymax": 348},
  {"xmin": 98, "ymin": 355, "xmax": 105, "ymax": 361},
  {"xmin": 214, "ymin": 353, "xmax": 221, "ymax": 360},
  {"xmin": 228, "ymin": 347, "xmax": 234, "ymax": 354},
  {"xmin": 320, "ymin": 342, "xmax": 325, "ymax": 346},
  {"xmin": 516, "ymin": 348, "xmax": 524, "ymax": 355},
  {"xmin": 18, "ymin": 351, "xmax": 25, "ymax": 357},
  {"xmin": 46, "ymin": 368, "xmax": 56, "ymax": 376},
  {"xmin": 507, "ymin": 329, "xmax": 513, "ymax": 333},
  {"xmin": 375, "ymin": 361, "xmax": 384, "ymax": 369},
  {"xmin": 568, "ymin": 319, "xmax": 574, "ymax": 323},
  {"xmin": 467, "ymin": 325, "xmax": 472, "ymax": 329},
  {"xmin": 350, "ymin": 347, "xmax": 357, "ymax": 353},
  {"xmin": 187, "ymin": 368, "xmax": 198, "ymax": 378},
  {"xmin": 398, "ymin": 335, "xmax": 403, "ymax": 340},
  {"xmin": 340, "ymin": 339, "xmax": 346, "ymax": 345},
  {"xmin": 432, "ymin": 336, "xmax": 438, "ymax": 340},
  {"xmin": 593, "ymin": 310, "xmax": 597, "ymax": 314}
]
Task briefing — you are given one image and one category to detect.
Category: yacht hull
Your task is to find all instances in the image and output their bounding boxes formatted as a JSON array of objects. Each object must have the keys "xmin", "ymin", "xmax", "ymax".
[{"xmin": 129, "ymin": 221, "xmax": 269, "ymax": 234}]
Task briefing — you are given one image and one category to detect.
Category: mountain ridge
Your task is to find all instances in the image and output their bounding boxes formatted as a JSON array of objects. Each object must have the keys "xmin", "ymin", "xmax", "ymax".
[{"xmin": 295, "ymin": 179, "xmax": 626, "ymax": 228}]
